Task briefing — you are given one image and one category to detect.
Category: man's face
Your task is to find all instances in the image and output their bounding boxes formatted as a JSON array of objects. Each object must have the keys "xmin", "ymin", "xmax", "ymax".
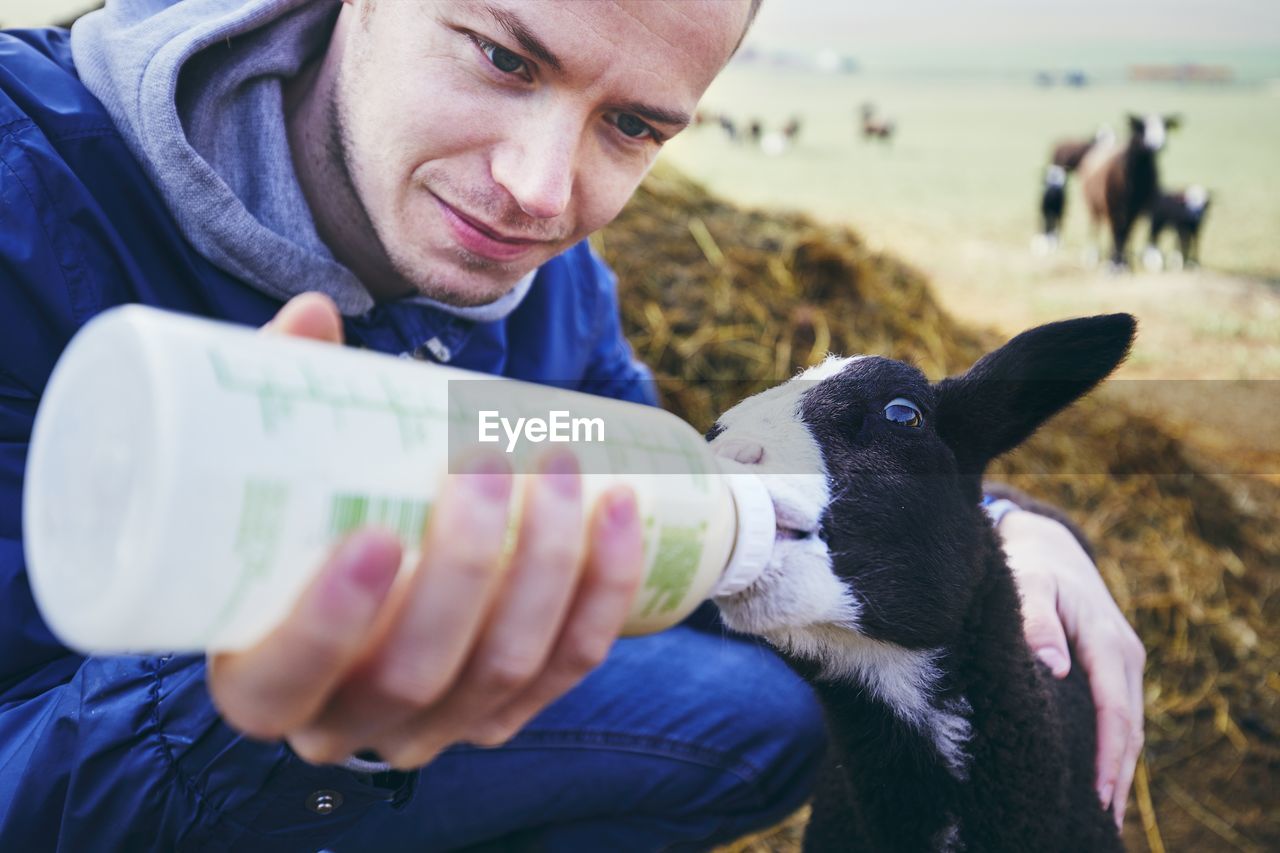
[{"xmin": 329, "ymin": 0, "xmax": 751, "ymax": 306}]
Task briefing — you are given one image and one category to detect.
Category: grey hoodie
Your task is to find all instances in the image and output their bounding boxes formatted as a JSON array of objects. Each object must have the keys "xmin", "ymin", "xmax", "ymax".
[{"xmin": 70, "ymin": 0, "xmax": 534, "ymax": 320}]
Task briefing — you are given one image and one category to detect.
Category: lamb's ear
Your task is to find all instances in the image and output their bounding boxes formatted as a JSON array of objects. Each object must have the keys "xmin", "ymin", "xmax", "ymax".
[
  {"xmin": 1164, "ymin": 113, "xmax": 1182, "ymax": 131},
  {"xmin": 1127, "ymin": 113, "xmax": 1145, "ymax": 134},
  {"xmin": 934, "ymin": 314, "xmax": 1136, "ymax": 474}
]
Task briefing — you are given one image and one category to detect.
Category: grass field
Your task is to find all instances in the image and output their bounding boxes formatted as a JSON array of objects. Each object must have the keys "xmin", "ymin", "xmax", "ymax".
[
  {"xmin": 660, "ymin": 67, "xmax": 1280, "ymax": 390},
  {"xmin": 665, "ymin": 67, "xmax": 1280, "ymax": 275}
]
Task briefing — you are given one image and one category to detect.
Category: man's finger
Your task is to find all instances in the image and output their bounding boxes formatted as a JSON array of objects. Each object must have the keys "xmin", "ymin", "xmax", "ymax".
[
  {"xmin": 1112, "ymin": 633, "xmax": 1147, "ymax": 826},
  {"xmin": 480, "ymin": 486, "xmax": 645, "ymax": 744},
  {"xmin": 1018, "ymin": 572, "xmax": 1071, "ymax": 678},
  {"xmin": 1080, "ymin": 635, "xmax": 1135, "ymax": 815},
  {"xmin": 462, "ymin": 450, "xmax": 587, "ymax": 694},
  {"xmin": 208, "ymin": 530, "xmax": 401, "ymax": 741},
  {"xmin": 372, "ymin": 452, "xmax": 587, "ymax": 761},
  {"xmin": 361, "ymin": 456, "xmax": 514, "ymax": 707},
  {"xmin": 263, "ymin": 292, "xmax": 344, "ymax": 343}
]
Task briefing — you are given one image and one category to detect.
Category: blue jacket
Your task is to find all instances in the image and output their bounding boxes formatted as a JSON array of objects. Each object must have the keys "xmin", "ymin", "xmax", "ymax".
[{"xmin": 0, "ymin": 27, "xmax": 654, "ymax": 850}]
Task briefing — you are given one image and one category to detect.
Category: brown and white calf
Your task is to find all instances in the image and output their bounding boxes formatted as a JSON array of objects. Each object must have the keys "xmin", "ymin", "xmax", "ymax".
[{"xmin": 1079, "ymin": 113, "xmax": 1179, "ymax": 269}]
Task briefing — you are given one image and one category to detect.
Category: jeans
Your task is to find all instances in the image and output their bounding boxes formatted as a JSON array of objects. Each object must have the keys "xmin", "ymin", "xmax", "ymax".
[{"xmin": 325, "ymin": 616, "xmax": 826, "ymax": 852}]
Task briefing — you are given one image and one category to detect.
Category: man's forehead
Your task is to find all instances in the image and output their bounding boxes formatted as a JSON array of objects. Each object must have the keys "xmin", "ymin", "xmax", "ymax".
[{"xmin": 466, "ymin": 0, "xmax": 750, "ymax": 88}]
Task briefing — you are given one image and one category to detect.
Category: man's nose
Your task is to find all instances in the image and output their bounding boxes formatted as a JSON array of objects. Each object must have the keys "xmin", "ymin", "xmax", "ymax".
[{"xmin": 490, "ymin": 113, "xmax": 579, "ymax": 221}]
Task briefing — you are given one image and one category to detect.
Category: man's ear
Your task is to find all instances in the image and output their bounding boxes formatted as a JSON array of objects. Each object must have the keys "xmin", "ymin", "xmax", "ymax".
[{"xmin": 934, "ymin": 314, "xmax": 1136, "ymax": 475}]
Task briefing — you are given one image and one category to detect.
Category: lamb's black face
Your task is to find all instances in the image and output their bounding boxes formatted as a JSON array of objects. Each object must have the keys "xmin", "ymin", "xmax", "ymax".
[
  {"xmin": 798, "ymin": 358, "xmax": 988, "ymax": 647},
  {"xmin": 709, "ymin": 314, "xmax": 1136, "ymax": 673},
  {"xmin": 709, "ymin": 355, "xmax": 986, "ymax": 655}
]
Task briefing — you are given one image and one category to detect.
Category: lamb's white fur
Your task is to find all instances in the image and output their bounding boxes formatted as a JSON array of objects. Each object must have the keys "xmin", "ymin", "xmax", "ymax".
[
  {"xmin": 797, "ymin": 354, "xmax": 861, "ymax": 383},
  {"xmin": 711, "ymin": 356, "xmax": 973, "ymax": 780},
  {"xmin": 775, "ymin": 629, "xmax": 973, "ymax": 781},
  {"xmin": 710, "ymin": 358, "xmax": 858, "ymax": 634}
]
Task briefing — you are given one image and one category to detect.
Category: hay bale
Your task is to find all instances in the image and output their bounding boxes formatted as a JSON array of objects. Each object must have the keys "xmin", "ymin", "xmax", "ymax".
[{"xmin": 598, "ymin": 165, "xmax": 1280, "ymax": 852}]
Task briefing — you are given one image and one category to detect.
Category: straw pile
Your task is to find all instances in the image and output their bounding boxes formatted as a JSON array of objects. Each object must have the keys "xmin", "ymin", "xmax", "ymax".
[{"xmin": 596, "ymin": 165, "xmax": 1280, "ymax": 852}]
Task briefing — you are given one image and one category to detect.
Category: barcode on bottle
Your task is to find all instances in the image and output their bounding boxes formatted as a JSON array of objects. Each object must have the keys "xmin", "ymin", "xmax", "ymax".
[{"xmin": 328, "ymin": 493, "xmax": 431, "ymax": 543}]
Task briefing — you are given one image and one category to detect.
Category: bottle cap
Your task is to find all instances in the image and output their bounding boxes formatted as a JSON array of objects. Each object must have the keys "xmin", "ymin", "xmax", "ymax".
[{"xmin": 713, "ymin": 458, "xmax": 776, "ymax": 597}]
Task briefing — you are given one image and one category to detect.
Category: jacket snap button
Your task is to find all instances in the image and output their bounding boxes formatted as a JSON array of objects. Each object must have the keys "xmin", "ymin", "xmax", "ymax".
[
  {"xmin": 423, "ymin": 337, "xmax": 452, "ymax": 363},
  {"xmin": 306, "ymin": 789, "xmax": 344, "ymax": 815}
]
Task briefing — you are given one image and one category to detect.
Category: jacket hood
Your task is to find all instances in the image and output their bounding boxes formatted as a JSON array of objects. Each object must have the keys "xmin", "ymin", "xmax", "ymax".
[{"xmin": 69, "ymin": 0, "xmax": 534, "ymax": 319}]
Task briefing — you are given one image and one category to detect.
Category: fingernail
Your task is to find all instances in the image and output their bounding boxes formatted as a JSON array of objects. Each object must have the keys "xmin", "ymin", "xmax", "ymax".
[
  {"xmin": 341, "ymin": 536, "xmax": 399, "ymax": 594},
  {"xmin": 541, "ymin": 451, "xmax": 580, "ymax": 498},
  {"xmin": 462, "ymin": 455, "xmax": 512, "ymax": 501},
  {"xmin": 315, "ymin": 534, "xmax": 398, "ymax": 618},
  {"xmin": 1037, "ymin": 648, "xmax": 1069, "ymax": 677},
  {"xmin": 606, "ymin": 489, "xmax": 637, "ymax": 527},
  {"xmin": 1098, "ymin": 782, "xmax": 1114, "ymax": 809}
]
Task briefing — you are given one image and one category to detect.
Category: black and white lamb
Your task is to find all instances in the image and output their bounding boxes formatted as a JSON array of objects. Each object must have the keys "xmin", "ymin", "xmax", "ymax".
[
  {"xmin": 708, "ymin": 314, "xmax": 1136, "ymax": 852},
  {"xmin": 1145, "ymin": 185, "xmax": 1211, "ymax": 271}
]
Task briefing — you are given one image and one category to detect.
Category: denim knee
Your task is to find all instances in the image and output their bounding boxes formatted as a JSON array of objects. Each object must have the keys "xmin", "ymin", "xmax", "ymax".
[{"xmin": 325, "ymin": 628, "xmax": 827, "ymax": 852}]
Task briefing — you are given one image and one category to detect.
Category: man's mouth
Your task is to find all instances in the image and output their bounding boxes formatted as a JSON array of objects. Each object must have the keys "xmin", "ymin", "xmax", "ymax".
[{"xmin": 432, "ymin": 194, "xmax": 550, "ymax": 263}]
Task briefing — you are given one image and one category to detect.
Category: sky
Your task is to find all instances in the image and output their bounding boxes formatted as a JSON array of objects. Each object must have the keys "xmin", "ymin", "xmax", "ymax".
[
  {"xmin": 2, "ymin": 0, "xmax": 1278, "ymax": 71},
  {"xmin": 2, "ymin": 0, "xmax": 1278, "ymax": 39},
  {"xmin": 0, "ymin": 0, "xmax": 89, "ymax": 27},
  {"xmin": 740, "ymin": 0, "xmax": 1280, "ymax": 82},
  {"xmin": 748, "ymin": 0, "xmax": 1280, "ymax": 48}
]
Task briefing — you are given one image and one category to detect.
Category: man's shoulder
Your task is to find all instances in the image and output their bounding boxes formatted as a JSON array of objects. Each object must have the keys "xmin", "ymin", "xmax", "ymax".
[
  {"xmin": 540, "ymin": 240, "xmax": 614, "ymax": 285},
  {"xmin": 0, "ymin": 30, "xmax": 275, "ymax": 395},
  {"xmin": 536, "ymin": 240, "xmax": 619, "ymax": 312},
  {"xmin": 0, "ymin": 28, "xmax": 116, "ymax": 139},
  {"xmin": 516, "ymin": 241, "xmax": 618, "ymax": 332}
]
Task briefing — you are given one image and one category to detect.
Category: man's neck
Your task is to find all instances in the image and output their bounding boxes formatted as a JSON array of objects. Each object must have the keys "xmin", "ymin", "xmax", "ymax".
[{"xmin": 283, "ymin": 38, "xmax": 413, "ymax": 304}]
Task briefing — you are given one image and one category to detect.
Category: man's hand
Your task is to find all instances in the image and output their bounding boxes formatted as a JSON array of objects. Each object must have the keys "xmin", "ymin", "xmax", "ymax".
[
  {"xmin": 999, "ymin": 508, "xmax": 1145, "ymax": 829},
  {"xmin": 208, "ymin": 293, "xmax": 647, "ymax": 769}
]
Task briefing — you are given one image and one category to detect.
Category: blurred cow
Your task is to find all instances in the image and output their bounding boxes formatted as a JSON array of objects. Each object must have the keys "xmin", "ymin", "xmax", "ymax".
[
  {"xmin": 1033, "ymin": 164, "xmax": 1069, "ymax": 254},
  {"xmin": 1051, "ymin": 126, "xmax": 1115, "ymax": 173},
  {"xmin": 1145, "ymin": 186, "xmax": 1211, "ymax": 271},
  {"xmin": 718, "ymin": 113, "xmax": 739, "ymax": 143},
  {"xmin": 1078, "ymin": 113, "xmax": 1180, "ymax": 269},
  {"xmin": 859, "ymin": 103, "xmax": 895, "ymax": 142}
]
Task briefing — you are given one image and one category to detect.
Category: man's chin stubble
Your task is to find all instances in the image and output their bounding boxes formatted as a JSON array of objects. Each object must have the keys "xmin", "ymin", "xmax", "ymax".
[{"xmin": 388, "ymin": 247, "xmax": 525, "ymax": 307}]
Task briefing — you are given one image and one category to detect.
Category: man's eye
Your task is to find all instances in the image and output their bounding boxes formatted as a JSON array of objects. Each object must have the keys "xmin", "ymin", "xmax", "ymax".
[
  {"xmin": 477, "ymin": 38, "xmax": 528, "ymax": 77},
  {"xmin": 614, "ymin": 113, "xmax": 657, "ymax": 141}
]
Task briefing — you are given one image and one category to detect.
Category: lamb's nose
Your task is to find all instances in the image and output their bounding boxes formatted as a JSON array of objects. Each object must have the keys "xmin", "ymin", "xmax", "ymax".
[{"xmin": 714, "ymin": 438, "xmax": 764, "ymax": 465}]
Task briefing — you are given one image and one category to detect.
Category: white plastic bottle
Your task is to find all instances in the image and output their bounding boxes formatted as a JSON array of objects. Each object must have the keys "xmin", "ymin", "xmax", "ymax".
[{"xmin": 23, "ymin": 306, "xmax": 775, "ymax": 653}]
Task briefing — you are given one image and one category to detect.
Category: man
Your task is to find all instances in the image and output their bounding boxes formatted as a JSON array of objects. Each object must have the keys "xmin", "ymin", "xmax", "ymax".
[{"xmin": 0, "ymin": 0, "xmax": 1145, "ymax": 849}]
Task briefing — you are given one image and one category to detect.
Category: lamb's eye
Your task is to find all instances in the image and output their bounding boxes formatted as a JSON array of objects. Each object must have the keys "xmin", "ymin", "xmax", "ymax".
[{"xmin": 883, "ymin": 398, "xmax": 923, "ymax": 428}]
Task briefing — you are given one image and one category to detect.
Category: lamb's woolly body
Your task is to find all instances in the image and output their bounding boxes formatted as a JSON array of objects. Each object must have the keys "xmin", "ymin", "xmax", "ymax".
[
  {"xmin": 768, "ymin": 628, "xmax": 974, "ymax": 781},
  {"xmin": 788, "ymin": 523, "xmax": 1116, "ymax": 853}
]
